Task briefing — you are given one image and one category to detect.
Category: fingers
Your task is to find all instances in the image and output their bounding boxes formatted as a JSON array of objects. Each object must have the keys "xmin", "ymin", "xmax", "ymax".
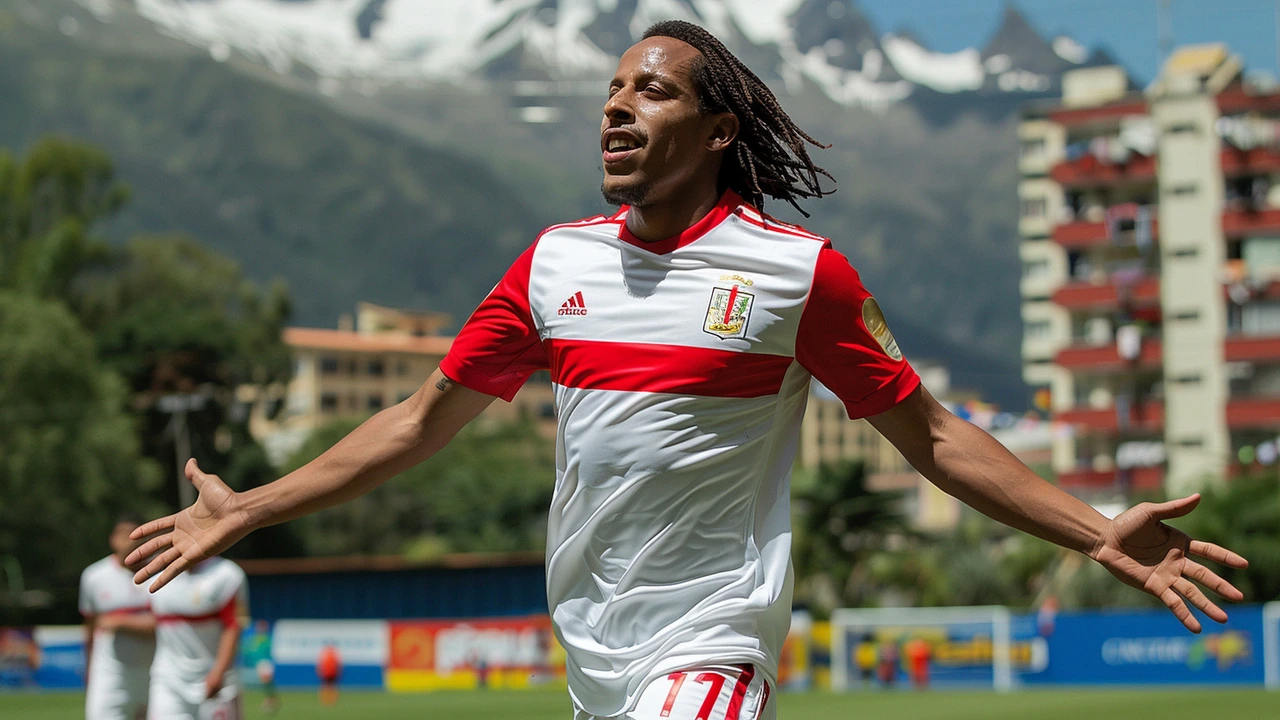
[
  {"xmin": 125, "ymin": 533, "xmax": 174, "ymax": 571},
  {"xmin": 1159, "ymin": 587, "xmax": 1201, "ymax": 633},
  {"xmin": 1174, "ymin": 578, "xmax": 1228, "ymax": 624},
  {"xmin": 1183, "ymin": 560, "xmax": 1245, "ymax": 602},
  {"xmin": 130, "ymin": 514, "xmax": 176, "ymax": 542},
  {"xmin": 148, "ymin": 555, "xmax": 193, "ymax": 594},
  {"xmin": 1145, "ymin": 494, "xmax": 1201, "ymax": 520},
  {"xmin": 1189, "ymin": 540, "xmax": 1249, "ymax": 569},
  {"xmin": 134, "ymin": 546, "xmax": 183, "ymax": 586}
]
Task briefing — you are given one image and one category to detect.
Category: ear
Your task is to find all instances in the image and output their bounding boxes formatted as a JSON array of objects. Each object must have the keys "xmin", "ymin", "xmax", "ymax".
[{"xmin": 706, "ymin": 112, "xmax": 739, "ymax": 153}]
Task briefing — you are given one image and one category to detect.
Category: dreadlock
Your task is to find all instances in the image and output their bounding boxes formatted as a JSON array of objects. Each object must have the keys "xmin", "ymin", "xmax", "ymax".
[{"xmin": 642, "ymin": 20, "xmax": 834, "ymax": 216}]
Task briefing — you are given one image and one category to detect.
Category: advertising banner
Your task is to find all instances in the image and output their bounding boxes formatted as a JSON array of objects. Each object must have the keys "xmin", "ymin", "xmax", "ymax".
[
  {"xmin": 1023, "ymin": 606, "xmax": 1265, "ymax": 686},
  {"xmin": 33, "ymin": 626, "xmax": 86, "ymax": 689},
  {"xmin": 385, "ymin": 615, "xmax": 564, "ymax": 692},
  {"xmin": 269, "ymin": 619, "xmax": 388, "ymax": 688}
]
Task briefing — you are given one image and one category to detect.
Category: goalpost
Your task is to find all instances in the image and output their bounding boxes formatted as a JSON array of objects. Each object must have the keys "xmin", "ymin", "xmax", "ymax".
[{"xmin": 830, "ymin": 606, "xmax": 1015, "ymax": 693}]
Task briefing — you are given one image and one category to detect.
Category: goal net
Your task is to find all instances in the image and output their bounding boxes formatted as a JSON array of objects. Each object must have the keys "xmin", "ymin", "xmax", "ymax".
[{"xmin": 830, "ymin": 606, "xmax": 1016, "ymax": 692}]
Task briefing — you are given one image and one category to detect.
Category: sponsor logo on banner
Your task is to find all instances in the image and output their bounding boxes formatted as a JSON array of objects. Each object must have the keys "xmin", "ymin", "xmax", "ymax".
[
  {"xmin": 386, "ymin": 616, "xmax": 564, "ymax": 692},
  {"xmin": 271, "ymin": 620, "xmax": 388, "ymax": 666},
  {"xmin": 1101, "ymin": 631, "xmax": 1252, "ymax": 671}
]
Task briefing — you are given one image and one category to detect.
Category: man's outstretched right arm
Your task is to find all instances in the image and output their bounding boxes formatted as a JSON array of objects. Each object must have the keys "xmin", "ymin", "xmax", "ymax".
[{"xmin": 127, "ymin": 369, "xmax": 495, "ymax": 591}]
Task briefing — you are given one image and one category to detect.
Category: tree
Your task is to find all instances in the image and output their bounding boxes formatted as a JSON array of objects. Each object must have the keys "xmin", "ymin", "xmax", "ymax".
[
  {"xmin": 0, "ymin": 292, "xmax": 161, "ymax": 623},
  {"xmin": 0, "ymin": 137, "xmax": 127, "ymax": 298},
  {"xmin": 791, "ymin": 462, "xmax": 913, "ymax": 614},
  {"xmin": 285, "ymin": 417, "xmax": 557, "ymax": 557}
]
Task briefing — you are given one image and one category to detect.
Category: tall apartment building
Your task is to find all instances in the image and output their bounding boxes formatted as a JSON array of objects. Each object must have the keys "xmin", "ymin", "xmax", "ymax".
[{"xmin": 1018, "ymin": 45, "xmax": 1280, "ymax": 497}]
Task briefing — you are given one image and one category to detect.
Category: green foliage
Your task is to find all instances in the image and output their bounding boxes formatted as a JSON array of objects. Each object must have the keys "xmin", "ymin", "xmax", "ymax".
[
  {"xmin": 1173, "ymin": 473, "xmax": 1280, "ymax": 602},
  {"xmin": 285, "ymin": 418, "xmax": 556, "ymax": 557},
  {"xmin": 0, "ymin": 292, "xmax": 162, "ymax": 622},
  {"xmin": 792, "ymin": 462, "xmax": 913, "ymax": 615}
]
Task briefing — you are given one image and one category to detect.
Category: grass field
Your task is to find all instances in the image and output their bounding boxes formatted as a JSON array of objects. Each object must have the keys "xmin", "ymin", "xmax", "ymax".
[{"xmin": 5, "ymin": 688, "xmax": 1276, "ymax": 719}]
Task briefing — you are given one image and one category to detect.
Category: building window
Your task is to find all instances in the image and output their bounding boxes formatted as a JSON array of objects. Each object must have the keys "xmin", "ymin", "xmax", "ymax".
[
  {"xmin": 397, "ymin": 360, "xmax": 411, "ymax": 377},
  {"xmin": 1242, "ymin": 302, "xmax": 1280, "ymax": 336},
  {"xmin": 346, "ymin": 360, "xmax": 358, "ymax": 376},
  {"xmin": 319, "ymin": 356, "xmax": 340, "ymax": 375},
  {"xmin": 367, "ymin": 359, "xmax": 385, "ymax": 377},
  {"xmin": 1025, "ymin": 320, "xmax": 1053, "ymax": 341},
  {"xmin": 1166, "ymin": 183, "xmax": 1198, "ymax": 197},
  {"xmin": 1169, "ymin": 246, "xmax": 1200, "ymax": 258},
  {"xmin": 1020, "ymin": 137, "xmax": 1046, "ymax": 159},
  {"xmin": 367, "ymin": 394, "xmax": 384, "ymax": 412},
  {"xmin": 1022, "ymin": 258, "xmax": 1051, "ymax": 279},
  {"xmin": 539, "ymin": 402, "xmax": 556, "ymax": 419},
  {"xmin": 1021, "ymin": 197, "xmax": 1048, "ymax": 219},
  {"xmin": 320, "ymin": 393, "xmax": 338, "ymax": 412},
  {"xmin": 1171, "ymin": 310, "xmax": 1201, "ymax": 322}
]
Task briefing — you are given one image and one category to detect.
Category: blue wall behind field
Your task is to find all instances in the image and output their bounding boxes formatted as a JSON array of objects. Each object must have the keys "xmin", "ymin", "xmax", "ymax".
[{"xmin": 246, "ymin": 564, "xmax": 548, "ymax": 620}]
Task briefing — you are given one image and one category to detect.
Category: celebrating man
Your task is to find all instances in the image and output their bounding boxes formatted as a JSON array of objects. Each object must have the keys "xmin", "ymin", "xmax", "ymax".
[{"xmin": 130, "ymin": 20, "xmax": 1247, "ymax": 720}]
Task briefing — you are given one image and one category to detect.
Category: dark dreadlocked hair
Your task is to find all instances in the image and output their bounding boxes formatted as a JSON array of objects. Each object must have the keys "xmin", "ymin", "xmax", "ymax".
[{"xmin": 642, "ymin": 20, "xmax": 834, "ymax": 215}]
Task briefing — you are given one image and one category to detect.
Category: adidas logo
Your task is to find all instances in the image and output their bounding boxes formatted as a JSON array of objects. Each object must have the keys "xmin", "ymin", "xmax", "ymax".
[{"xmin": 558, "ymin": 291, "xmax": 588, "ymax": 316}]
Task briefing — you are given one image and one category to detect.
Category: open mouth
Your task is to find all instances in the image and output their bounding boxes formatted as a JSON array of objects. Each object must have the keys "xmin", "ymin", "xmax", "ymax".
[{"xmin": 602, "ymin": 130, "xmax": 644, "ymax": 165}]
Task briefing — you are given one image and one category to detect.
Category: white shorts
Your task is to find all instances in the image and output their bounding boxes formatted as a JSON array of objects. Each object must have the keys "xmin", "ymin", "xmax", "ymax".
[
  {"xmin": 577, "ymin": 665, "xmax": 772, "ymax": 720},
  {"xmin": 86, "ymin": 670, "xmax": 149, "ymax": 720},
  {"xmin": 147, "ymin": 682, "xmax": 242, "ymax": 720}
]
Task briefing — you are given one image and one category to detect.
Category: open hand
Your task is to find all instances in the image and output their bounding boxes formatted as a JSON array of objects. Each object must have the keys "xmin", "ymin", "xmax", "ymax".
[
  {"xmin": 126, "ymin": 459, "xmax": 250, "ymax": 592},
  {"xmin": 1091, "ymin": 494, "xmax": 1248, "ymax": 633}
]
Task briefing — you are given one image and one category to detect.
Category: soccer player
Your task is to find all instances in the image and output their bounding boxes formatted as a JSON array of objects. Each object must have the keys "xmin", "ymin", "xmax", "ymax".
[
  {"xmin": 81, "ymin": 513, "xmax": 155, "ymax": 720},
  {"xmin": 129, "ymin": 20, "xmax": 1249, "ymax": 720},
  {"xmin": 243, "ymin": 620, "xmax": 279, "ymax": 715},
  {"xmin": 148, "ymin": 556, "xmax": 246, "ymax": 720}
]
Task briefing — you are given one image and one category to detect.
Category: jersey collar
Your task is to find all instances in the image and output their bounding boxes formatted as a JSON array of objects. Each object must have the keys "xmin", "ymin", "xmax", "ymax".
[{"xmin": 616, "ymin": 189, "xmax": 743, "ymax": 255}]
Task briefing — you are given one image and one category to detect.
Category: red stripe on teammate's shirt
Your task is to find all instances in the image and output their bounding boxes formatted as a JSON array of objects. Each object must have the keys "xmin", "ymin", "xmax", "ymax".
[
  {"xmin": 545, "ymin": 340, "xmax": 793, "ymax": 398},
  {"xmin": 156, "ymin": 594, "xmax": 238, "ymax": 628},
  {"xmin": 724, "ymin": 665, "xmax": 756, "ymax": 720}
]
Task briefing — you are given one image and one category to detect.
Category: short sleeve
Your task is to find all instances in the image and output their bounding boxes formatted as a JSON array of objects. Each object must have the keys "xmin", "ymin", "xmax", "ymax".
[
  {"xmin": 78, "ymin": 569, "xmax": 94, "ymax": 617},
  {"xmin": 796, "ymin": 246, "xmax": 920, "ymax": 419},
  {"xmin": 439, "ymin": 243, "xmax": 549, "ymax": 401}
]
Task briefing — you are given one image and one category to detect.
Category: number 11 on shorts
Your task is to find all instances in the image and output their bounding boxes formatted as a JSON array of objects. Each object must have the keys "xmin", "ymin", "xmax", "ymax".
[{"xmin": 659, "ymin": 671, "xmax": 727, "ymax": 720}]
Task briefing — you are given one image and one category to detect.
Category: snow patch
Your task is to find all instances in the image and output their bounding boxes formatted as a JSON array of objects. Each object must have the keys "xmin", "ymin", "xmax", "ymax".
[
  {"xmin": 1052, "ymin": 35, "xmax": 1088, "ymax": 64},
  {"xmin": 882, "ymin": 34, "xmax": 983, "ymax": 93}
]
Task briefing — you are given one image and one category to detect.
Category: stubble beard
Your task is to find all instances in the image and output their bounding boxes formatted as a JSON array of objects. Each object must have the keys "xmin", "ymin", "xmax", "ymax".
[{"xmin": 601, "ymin": 179, "xmax": 652, "ymax": 208}]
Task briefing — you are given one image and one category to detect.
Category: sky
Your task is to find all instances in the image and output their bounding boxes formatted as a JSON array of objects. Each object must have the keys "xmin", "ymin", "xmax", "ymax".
[{"xmin": 853, "ymin": 0, "xmax": 1280, "ymax": 84}]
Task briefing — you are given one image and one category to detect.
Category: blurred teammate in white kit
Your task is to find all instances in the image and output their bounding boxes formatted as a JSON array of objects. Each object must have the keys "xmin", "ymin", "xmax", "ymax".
[
  {"xmin": 81, "ymin": 514, "xmax": 155, "ymax": 720},
  {"xmin": 147, "ymin": 556, "xmax": 246, "ymax": 720}
]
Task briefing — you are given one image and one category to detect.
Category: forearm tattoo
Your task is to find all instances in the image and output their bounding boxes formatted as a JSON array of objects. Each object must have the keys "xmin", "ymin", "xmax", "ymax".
[{"xmin": 435, "ymin": 376, "xmax": 453, "ymax": 392}]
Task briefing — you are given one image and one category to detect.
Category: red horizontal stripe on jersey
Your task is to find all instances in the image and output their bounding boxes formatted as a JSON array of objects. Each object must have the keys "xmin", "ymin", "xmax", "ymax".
[
  {"xmin": 545, "ymin": 340, "xmax": 793, "ymax": 398},
  {"xmin": 103, "ymin": 605, "xmax": 151, "ymax": 616}
]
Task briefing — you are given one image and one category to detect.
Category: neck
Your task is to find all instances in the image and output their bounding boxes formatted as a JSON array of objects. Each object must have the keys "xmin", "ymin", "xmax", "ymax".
[{"xmin": 625, "ymin": 183, "xmax": 724, "ymax": 243}]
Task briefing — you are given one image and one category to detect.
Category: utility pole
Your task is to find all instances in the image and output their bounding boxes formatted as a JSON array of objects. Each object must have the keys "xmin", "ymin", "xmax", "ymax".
[{"xmin": 158, "ymin": 393, "xmax": 210, "ymax": 509}]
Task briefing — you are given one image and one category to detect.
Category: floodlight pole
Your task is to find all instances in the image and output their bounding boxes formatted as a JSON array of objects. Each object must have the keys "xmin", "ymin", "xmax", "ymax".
[{"xmin": 158, "ymin": 393, "xmax": 210, "ymax": 509}]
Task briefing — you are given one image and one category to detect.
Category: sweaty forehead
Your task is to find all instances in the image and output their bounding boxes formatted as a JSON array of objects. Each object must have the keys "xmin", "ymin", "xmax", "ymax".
[{"xmin": 615, "ymin": 36, "xmax": 703, "ymax": 84}]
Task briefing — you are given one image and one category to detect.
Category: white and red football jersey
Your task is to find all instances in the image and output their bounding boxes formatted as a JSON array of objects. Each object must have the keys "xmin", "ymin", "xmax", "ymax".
[
  {"xmin": 80, "ymin": 555, "xmax": 155, "ymax": 716},
  {"xmin": 149, "ymin": 557, "xmax": 247, "ymax": 704},
  {"xmin": 441, "ymin": 190, "xmax": 919, "ymax": 717}
]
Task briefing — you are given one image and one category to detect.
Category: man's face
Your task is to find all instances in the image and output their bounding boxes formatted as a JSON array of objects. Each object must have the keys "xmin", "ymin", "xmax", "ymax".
[
  {"xmin": 600, "ymin": 37, "xmax": 723, "ymax": 207},
  {"xmin": 108, "ymin": 521, "xmax": 139, "ymax": 558}
]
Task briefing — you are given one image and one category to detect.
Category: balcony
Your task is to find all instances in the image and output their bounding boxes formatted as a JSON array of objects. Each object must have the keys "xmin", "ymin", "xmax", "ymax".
[
  {"xmin": 1221, "ymin": 146, "xmax": 1280, "ymax": 177},
  {"xmin": 1055, "ymin": 339, "xmax": 1162, "ymax": 372},
  {"xmin": 1057, "ymin": 466, "xmax": 1164, "ymax": 491},
  {"xmin": 1048, "ymin": 100, "xmax": 1148, "ymax": 128},
  {"xmin": 1052, "ymin": 276, "xmax": 1160, "ymax": 311},
  {"xmin": 1223, "ymin": 208, "xmax": 1280, "ymax": 238},
  {"xmin": 1056, "ymin": 401, "xmax": 1165, "ymax": 434},
  {"xmin": 1053, "ymin": 217, "xmax": 1159, "ymax": 249},
  {"xmin": 1226, "ymin": 397, "xmax": 1280, "ymax": 428},
  {"xmin": 1224, "ymin": 335, "xmax": 1280, "ymax": 361},
  {"xmin": 1050, "ymin": 153, "xmax": 1156, "ymax": 188}
]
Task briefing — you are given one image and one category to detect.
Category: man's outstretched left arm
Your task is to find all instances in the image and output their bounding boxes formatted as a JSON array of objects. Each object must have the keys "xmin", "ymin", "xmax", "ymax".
[{"xmin": 868, "ymin": 385, "xmax": 1249, "ymax": 633}]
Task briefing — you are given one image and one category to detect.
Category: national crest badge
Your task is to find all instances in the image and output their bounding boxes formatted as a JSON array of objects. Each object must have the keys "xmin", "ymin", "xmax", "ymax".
[{"xmin": 704, "ymin": 285, "xmax": 754, "ymax": 340}]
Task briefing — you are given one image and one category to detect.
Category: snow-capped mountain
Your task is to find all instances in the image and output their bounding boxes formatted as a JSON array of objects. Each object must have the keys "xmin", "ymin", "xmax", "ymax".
[{"xmin": 125, "ymin": 0, "xmax": 1108, "ymax": 109}]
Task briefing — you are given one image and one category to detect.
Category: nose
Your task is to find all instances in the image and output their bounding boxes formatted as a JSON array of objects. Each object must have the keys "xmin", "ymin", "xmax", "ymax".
[{"xmin": 603, "ymin": 87, "xmax": 635, "ymax": 126}]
